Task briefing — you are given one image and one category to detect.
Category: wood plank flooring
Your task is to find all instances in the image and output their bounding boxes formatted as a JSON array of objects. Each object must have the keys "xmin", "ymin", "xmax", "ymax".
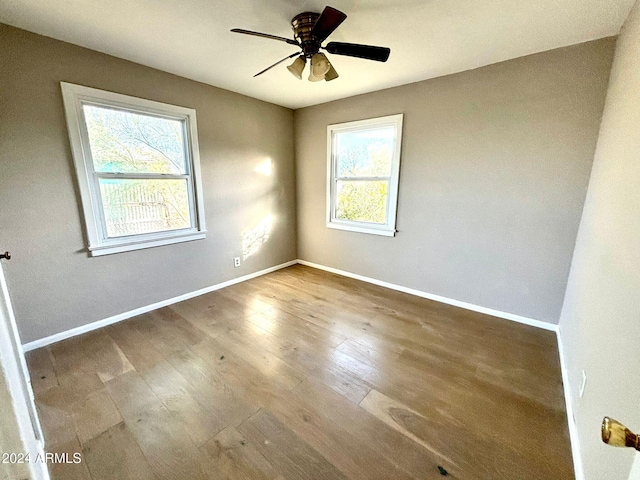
[{"xmin": 26, "ymin": 265, "xmax": 574, "ymax": 479}]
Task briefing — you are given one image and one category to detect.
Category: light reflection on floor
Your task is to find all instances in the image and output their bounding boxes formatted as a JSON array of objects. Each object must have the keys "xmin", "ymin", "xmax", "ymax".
[{"xmin": 247, "ymin": 309, "xmax": 278, "ymax": 335}]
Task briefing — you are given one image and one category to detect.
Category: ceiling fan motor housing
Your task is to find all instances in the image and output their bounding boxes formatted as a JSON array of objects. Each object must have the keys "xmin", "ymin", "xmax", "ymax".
[{"xmin": 292, "ymin": 12, "xmax": 321, "ymax": 58}]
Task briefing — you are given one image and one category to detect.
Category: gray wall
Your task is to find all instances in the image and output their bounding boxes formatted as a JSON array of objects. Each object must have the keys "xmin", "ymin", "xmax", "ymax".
[
  {"xmin": 294, "ymin": 39, "xmax": 615, "ymax": 324},
  {"xmin": 0, "ymin": 24, "xmax": 297, "ymax": 343},
  {"xmin": 559, "ymin": 1, "xmax": 640, "ymax": 478}
]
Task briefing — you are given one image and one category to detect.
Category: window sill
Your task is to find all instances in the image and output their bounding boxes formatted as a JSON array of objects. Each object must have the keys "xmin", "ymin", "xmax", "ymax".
[
  {"xmin": 88, "ymin": 230, "xmax": 207, "ymax": 256},
  {"xmin": 326, "ymin": 222, "xmax": 396, "ymax": 237}
]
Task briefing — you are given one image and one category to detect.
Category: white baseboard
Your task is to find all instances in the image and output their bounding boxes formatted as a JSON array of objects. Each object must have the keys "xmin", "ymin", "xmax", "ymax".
[
  {"xmin": 24, "ymin": 257, "xmax": 557, "ymax": 352},
  {"xmin": 556, "ymin": 328, "xmax": 584, "ymax": 480},
  {"xmin": 296, "ymin": 259, "xmax": 558, "ymax": 332},
  {"xmin": 22, "ymin": 260, "xmax": 298, "ymax": 352}
]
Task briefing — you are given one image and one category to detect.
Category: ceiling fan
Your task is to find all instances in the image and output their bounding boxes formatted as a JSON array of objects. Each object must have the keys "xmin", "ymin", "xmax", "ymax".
[{"xmin": 231, "ymin": 6, "xmax": 391, "ymax": 82}]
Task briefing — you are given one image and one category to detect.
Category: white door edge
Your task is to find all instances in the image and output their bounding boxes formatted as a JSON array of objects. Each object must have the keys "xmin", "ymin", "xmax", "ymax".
[{"xmin": 0, "ymin": 262, "xmax": 49, "ymax": 479}]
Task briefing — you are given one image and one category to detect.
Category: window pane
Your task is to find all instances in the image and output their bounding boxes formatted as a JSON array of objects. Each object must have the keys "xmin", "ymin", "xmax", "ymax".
[
  {"xmin": 84, "ymin": 105, "xmax": 187, "ymax": 174},
  {"xmin": 98, "ymin": 178, "xmax": 191, "ymax": 237},
  {"xmin": 335, "ymin": 180, "xmax": 388, "ymax": 224},
  {"xmin": 336, "ymin": 126, "xmax": 395, "ymax": 177}
]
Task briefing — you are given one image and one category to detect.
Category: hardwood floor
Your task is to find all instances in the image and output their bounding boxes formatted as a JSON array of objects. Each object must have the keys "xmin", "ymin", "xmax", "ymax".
[{"xmin": 26, "ymin": 265, "xmax": 574, "ymax": 479}]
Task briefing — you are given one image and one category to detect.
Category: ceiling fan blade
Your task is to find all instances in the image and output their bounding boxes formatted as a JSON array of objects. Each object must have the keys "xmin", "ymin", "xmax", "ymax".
[
  {"xmin": 325, "ymin": 42, "xmax": 390, "ymax": 62},
  {"xmin": 254, "ymin": 52, "xmax": 300, "ymax": 77},
  {"xmin": 231, "ymin": 29, "xmax": 299, "ymax": 46},
  {"xmin": 311, "ymin": 6, "xmax": 347, "ymax": 42}
]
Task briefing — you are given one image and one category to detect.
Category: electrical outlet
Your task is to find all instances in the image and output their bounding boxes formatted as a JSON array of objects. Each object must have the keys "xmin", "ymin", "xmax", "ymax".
[
  {"xmin": 233, "ymin": 257, "xmax": 241, "ymax": 268},
  {"xmin": 579, "ymin": 370, "xmax": 587, "ymax": 398}
]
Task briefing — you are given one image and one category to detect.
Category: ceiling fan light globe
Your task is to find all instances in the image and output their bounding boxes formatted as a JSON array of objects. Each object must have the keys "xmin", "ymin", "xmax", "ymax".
[
  {"xmin": 324, "ymin": 64, "xmax": 339, "ymax": 81},
  {"xmin": 308, "ymin": 71, "xmax": 325, "ymax": 82},
  {"xmin": 311, "ymin": 53, "xmax": 331, "ymax": 77},
  {"xmin": 286, "ymin": 56, "xmax": 306, "ymax": 80}
]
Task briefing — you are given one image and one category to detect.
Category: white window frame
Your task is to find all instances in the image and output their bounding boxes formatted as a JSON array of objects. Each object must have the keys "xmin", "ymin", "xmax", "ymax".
[
  {"xmin": 326, "ymin": 114, "xmax": 403, "ymax": 237},
  {"xmin": 60, "ymin": 82, "xmax": 207, "ymax": 256}
]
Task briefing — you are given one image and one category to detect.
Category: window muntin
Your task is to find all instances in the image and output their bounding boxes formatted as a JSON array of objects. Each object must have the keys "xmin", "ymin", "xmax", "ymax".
[
  {"xmin": 61, "ymin": 83, "xmax": 206, "ymax": 256},
  {"xmin": 327, "ymin": 115, "xmax": 403, "ymax": 236}
]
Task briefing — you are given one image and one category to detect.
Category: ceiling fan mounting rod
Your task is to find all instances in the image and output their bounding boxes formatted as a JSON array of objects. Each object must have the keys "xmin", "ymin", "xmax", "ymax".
[{"xmin": 292, "ymin": 12, "xmax": 321, "ymax": 58}]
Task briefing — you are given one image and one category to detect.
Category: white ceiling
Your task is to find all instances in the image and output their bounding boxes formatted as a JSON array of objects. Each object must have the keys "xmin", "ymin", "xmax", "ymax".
[{"xmin": 0, "ymin": 0, "xmax": 634, "ymax": 109}]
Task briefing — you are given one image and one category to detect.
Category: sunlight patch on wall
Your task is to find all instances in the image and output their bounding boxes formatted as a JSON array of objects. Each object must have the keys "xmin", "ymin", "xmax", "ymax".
[
  {"xmin": 254, "ymin": 159, "xmax": 273, "ymax": 176},
  {"xmin": 242, "ymin": 215, "xmax": 273, "ymax": 260}
]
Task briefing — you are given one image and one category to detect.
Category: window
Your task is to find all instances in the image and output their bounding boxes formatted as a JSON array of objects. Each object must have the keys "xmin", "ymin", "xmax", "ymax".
[
  {"xmin": 61, "ymin": 83, "xmax": 206, "ymax": 256},
  {"xmin": 327, "ymin": 114, "xmax": 403, "ymax": 236}
]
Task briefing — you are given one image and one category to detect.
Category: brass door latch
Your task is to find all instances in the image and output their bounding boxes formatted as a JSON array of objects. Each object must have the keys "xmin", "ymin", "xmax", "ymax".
[{"xmin": 601, "ymin": 417, "xmax": 639, "ymax": 451}]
